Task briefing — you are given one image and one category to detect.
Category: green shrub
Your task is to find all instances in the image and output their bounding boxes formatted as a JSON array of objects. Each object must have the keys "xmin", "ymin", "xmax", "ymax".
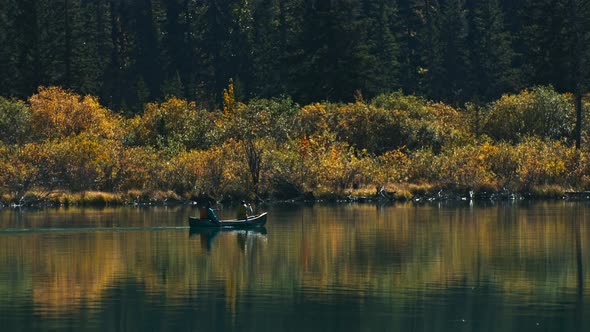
[
  {"xmin": 0, "ymin": 97, "xmax": 31, "ymax": 145},
  {"xmin": 483, "ymin": 86, "xmax": 574, "ymax": 142}
]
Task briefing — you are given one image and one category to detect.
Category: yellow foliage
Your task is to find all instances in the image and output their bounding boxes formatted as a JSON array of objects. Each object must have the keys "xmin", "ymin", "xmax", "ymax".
[
  {"xmin": 1, "ymin": 86, "xmax": 588, "ymax": 199},
  {"xmin": 223, "ymin": 82, "xmax": 236, "ymax": 115},
  {"xmin": 515, "ymin": 138, "xmax": 572, "ymax": 189},
  {"xmin": 28, "ymin": 86, "xmax": 122, "ymax": 140},
  {"xmin": 115, "ymin": 146, "xmax": 163, "ymax": 191},
  {"xmin": 374, "ymin": 149, "xmax": 409, "ymax": 185},
  {"xmin": 296, "ymin": 103, "xmax": 331, "ymax": 134},
  {"xmin": 316, "ymin": 142, "xmax": 366, "ymax": 191},
  {"xmin": 164, "ymin": 146, "xmax": 231, "ymax": 195}
]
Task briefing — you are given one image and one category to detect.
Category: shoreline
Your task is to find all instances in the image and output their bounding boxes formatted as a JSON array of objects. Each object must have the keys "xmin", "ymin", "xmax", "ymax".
[{"xmin": 0, "ymin": 186, "xmax": 585, "ymax": 210}]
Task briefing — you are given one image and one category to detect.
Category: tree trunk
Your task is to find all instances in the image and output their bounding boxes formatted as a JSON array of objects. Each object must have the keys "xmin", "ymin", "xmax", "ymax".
[{"xmin": 575, "ymin": 91, "xmax": 582, "ymax": 149}]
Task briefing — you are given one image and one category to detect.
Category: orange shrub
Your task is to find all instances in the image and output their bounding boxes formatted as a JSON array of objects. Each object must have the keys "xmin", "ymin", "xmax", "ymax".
[
  {"xmin": 295, "ymin": 103, "xmax": 335, "ymax": 136},
  {"xmin": 0, "ymin": 143, "xmax": 40, "ymax": 198},
  {"xmin": 163, "ymin": 146, "xmax": 230, "ymax": 196},
  {"xmin": 373, "ymin": 149, "xmax": 410, "ymax": 186},
  {"xmin": 435, "ymin": 144, "xmax": 497, "ymax": 191},
  {"xmin": 514, "ymin": 138, "xmax": 571, "ymax": 191},
  {"xmin": 28, "ymin": 86, "xmax": 122, "ymax": 140},
  {"xmin": 28, "ymin": 134, "xmax": 122, "ymax": 191},
  {"xmin": 116, "ymin": 146, "xmax": 164, "ymax": 192}
]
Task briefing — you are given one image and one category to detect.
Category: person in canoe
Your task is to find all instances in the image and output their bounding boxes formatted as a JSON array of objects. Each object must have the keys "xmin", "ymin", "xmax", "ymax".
[
  {"xmin": 236, "ymin": 200, "xmax": 252, "ymax": 220},
  {"xmin": 200, "ymin": 201, "xmax": 219, "ymax": 223}
]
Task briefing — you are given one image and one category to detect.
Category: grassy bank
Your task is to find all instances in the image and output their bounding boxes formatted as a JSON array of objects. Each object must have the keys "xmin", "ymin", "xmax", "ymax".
[{"xmin": 0, "ymin": 183, "xmax": 577, "ymax": 209}]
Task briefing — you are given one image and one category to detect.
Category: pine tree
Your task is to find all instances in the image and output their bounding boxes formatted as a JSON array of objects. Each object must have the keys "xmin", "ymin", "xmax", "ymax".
[
  {"xmin": 519, "ymin": 0, "xmax": 570, "ymax": 90},
  {"xmin": 397, "ymin": 0, "xmax": 425, "ymax": 95},
  {"xmin": 231, "ymin": 0, "xmax": 256, "ymax": 100},
  {"xmin": 101, "ymin": 0, "xmax": 126, "ymax": 111},
  {"xmin": 415, "ymin": 0, "xmax": 444, "ymax": 100},
  {"xmin": 437, "ymin": 0, "xmax": 470, "ymax": 102},
  {"xmin": 81, "ymin": 0, "xmax": 114, "ymax": 99},
  {"xmin": 199, "ymin": 0, "xmax": 244, "ymax": 103},
  {"xmin": 161, "ymin": 70, "xmax": 185, "ymax": 98},
  {"xmin": 292, "ymin": 0, "xmax": 333, "ymax": 102},
  {"xmin": 467, "ymin": 0, "xmax": 517, "ymax": 101},
  {"xmin": 565, "ymin": 0, "xmax": 590, "ymax": 148},
  {"xmin": 131, "ymin": 0, "xmax": 163, "ymax": 102},
  {"xmin": 0, "ymin": 0, "xmax": 19, "ymax": 96},
  {"xmin": 13, "ymin": 0, "xmax": 43, "ymax": 98},
  {"xmin": 176, "ymin": 0, "xmax": 210, "ymax": 103},
  {"xmin": 361, "ymin": 0, "xmax": 400, "ymax": 96},
  {"xmin": 64, "ymin": 0, "xmax": 108, "ymax": 96},
  {"xmin": 161, "ymin": 0, "xmax": 200, "ymax": 100},
  {"xmin": 250, "ymin": 0, "xmax": 282, "ymax": 97},
  {"xmin": 294, "ymin": 0, "xmax": 387, "ymax": 102}
]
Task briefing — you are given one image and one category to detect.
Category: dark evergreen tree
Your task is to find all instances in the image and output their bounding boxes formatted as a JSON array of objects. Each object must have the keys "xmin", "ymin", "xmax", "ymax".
[
  {"xmin": 102, "ymin": 0, "xmax": 125, "ymax": 111},
  {"xmin": 176, "ymin": 0, "xmax": 211, "ymax": 104},
  {"xmin": 415, "ymin": 0, "xmax": 444, "ymax": 99},
  {"xmin": 63, "ymin": 0, "xmax": 108, "ymax": 95},
  {"xmin": 81, "ymin": 0, "xmax": 114, "ymax": 100},
  {"xmin": 0, "ymin": 0, "xmax": 19, "ymax": 96},
  {"xmin": 250, "ymin": 0, "xmax": 282, "ymax": 98},
  {"xmin": 161, "ymin": 0, "xmax": 186, "ymax": 99},
  {"xmin": 519, "ymin": 0, "xmax": 571, "ymax": 90},
  {"xmin": 276, "ymin": 0, "xmax": 306, "ymax": 99},
  {"xmin": 292, "ymin": 0, "xmax": 336, "ymax": 102},
  {"xmin": 437, "ymin": 0, "xmax": 470, "ymax": 102},
  {"xmin": 295, "ymin": 0, "xmax": 391, "ymax": 102},
  {"xmin": 361, "ymin": 0, "xmax": 400, "ymax": 96},
  {"xmin": 564, "ymin": 0, "xmax": 590, "ymax": 148},
  {"xmin": 0, "ymin": 0, "xmax": 586, "ymax": 112},
  {"xmin": 396, "ymin": 0, "xmax": 424, "ymax": 95},
  {"xmin": 230, "ymin": 0, "xmax": 256, "ymax": 100},
  {"xmin": 131, "ymin": 0, "xmax": 163, "ymax": 101},
  {"xmin": 12, "ymin": 0, "xmax": 43, "ymax": 98},
  {"xmin": 467, "ymin": 0, "xmax": 517, "ymax": 101},
  {"xmin": 199, "ymin": 0, "xmax": 241, "ymax": 103}
]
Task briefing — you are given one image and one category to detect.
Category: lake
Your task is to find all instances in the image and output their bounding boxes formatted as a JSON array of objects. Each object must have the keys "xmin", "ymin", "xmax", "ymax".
[{"xmin": 0, "ymin": 201, "xmax": 588, "ymax": 331}]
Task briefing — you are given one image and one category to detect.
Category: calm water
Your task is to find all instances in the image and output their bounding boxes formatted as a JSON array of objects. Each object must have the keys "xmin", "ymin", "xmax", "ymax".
[{"xmin": 0, "ymin": 201, "xmax": 588, "ymax": 331}]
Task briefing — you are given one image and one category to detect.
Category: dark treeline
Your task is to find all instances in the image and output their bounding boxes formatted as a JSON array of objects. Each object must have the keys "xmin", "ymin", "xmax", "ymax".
[{"xmin": 1, "ymin": 0, "xmax": 589, "ymax": 112}]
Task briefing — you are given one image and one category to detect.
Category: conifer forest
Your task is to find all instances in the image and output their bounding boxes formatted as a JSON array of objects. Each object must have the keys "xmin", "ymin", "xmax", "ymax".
[{"xmin": 1, "ymin": 0, "xmax": 590, "ymax": 204}]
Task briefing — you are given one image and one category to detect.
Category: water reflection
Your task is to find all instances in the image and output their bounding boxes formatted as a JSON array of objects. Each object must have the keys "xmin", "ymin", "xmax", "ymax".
[
  {"xmin": 0, "ymin": 202, "xmax": 588, "ymax": 331},
  {"xmin": 189, "ymin": 227, "xmax": 268, "ymax": 252}
]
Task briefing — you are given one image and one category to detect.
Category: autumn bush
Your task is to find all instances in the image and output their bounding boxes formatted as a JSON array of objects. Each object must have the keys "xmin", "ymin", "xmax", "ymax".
[
  {"xmin": 435, "ymin": 143, "xmax": 498, "ymax": 192},
  {"xmin": 372, "ymin": 149, "xmax": 410, "ymax": 187},
  {"xmin": 0, "ymin": 97, "xmax": 31, "ymax": 145},
  {"xmin": 335, "ymin": 102, "xmax": 404, "ymax": 154},
  {"xmin": 513, "ymin": 138, "xmax": 572, "ymax": 192},
  {"xmin": 263, "ymin": 139, "xmax": 306, "ymax": 199},
  {"xmin": 126, "ymin": 97, "xmax": 214, "ymax": 150},
  {"xmin": 2, "ymin": 85, "xmax": 589, "ymax": 205},
  {"xmin": 29, "ymin": 86, "xmax": 123, "ymax": 140},
  {"xmin": 482, "ymin": 86, "xmax": 574, "ymax": 142},
  {"xmin": 162, "ymin": 145, "xmax": 234, "ymax": 198},
  {"xmin": 371, "ymin": 92, "xmax": 471, "ymax": 152},
  {"xmin": 115, "ymin": 146, "xmax": 164, "ymax": 192}
]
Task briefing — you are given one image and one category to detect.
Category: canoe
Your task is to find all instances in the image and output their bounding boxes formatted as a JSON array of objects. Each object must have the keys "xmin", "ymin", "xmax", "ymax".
[{"xmin": 189, "ymin": 212, "xmax": 268, "ymax": 228}]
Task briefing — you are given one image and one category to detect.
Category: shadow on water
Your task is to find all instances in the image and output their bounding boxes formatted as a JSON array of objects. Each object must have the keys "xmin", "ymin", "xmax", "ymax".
[{"xmin": 189, "ymin": 227, "xmax": 267, "ymax": 252}]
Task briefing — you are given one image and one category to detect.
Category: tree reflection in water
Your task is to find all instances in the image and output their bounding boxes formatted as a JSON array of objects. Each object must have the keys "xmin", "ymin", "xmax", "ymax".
[
  {"xmin": 0, "ymin": 203, "xmax": 588, "ymax": 331},
  {"xmin": 189, "ymin": 227, "xmax": 268, "ymax": 253}
]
